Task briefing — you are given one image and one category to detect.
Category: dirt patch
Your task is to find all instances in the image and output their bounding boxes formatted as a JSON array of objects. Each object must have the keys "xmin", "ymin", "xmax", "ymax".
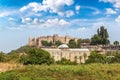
[{"xmin": 0, "ymin": 63, "xmax": 23, "ymax": 72}]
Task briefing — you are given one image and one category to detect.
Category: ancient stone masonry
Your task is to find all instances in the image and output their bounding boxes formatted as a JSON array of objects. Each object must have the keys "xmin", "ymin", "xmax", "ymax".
[{"xmin": 28, "ymin": 34, "xmax": 78, "ymax": 47}]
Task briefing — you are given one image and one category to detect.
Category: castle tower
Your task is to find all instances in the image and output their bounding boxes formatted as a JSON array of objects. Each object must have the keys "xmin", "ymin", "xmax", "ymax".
[
  {"xmin": 53, "ymin": 34, "xmax": 59, "ymax": 44},
  {"xmin": 65, "ymin": 35, "xmax": 70, "ymax": 44},
  {"xmin": 65, "ymin": 33, "xmax": 70, "ymax": 44},
  {"xmin": 36, "ymin": 37, "xmax": 43, "ymax": 48},
  {"xmin": 28, "ymin": 37, "xmax": 36, "ymax": 46}
]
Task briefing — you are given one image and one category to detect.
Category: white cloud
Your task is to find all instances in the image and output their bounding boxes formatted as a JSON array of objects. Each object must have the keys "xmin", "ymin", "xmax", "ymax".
[
  {"xmin": 75, "ymin": 5, "xmax": 80, "ymax": 11},
  {"xmin": 20, "ymin": 2, "xmax": 43, "ymax": 12},
  {"xmin": 115, "ymin": 15, "xmax": 120, "ymax": 23},
  {"xmin": 100, "ymin": 0, "xmax": 120, "ymax": 8},
  {"xmin": 42, "ymin": 0, "xmax": 74, "ymax": 16},
  {"xmin": 22, "ymin": 17, "xmax": 32, "ymax": 23},
  {"xmin": 8, "ymin": 18, "xmax": 16, "ymax": 21},
  {"xmin": 20, "ymin": 0, "xmax": 74, "ymax": 17},
  {"xmin": 66, "ymin": 10, "xmax": 74, "ymax": 17},
  {"xmin": 0, "ymin": 12, "xmax": 11, "ymax": 17},
  {"xmin": 106, "ymin": 8, "xmax": 117, "ymax": 14},
  {"xmin": 20, "ymin": 6, "xmax": 28, "ymax": 12},
  {"xmin": 0, "ymin": 10, "xmax": 19, "ymax": 18},
  {"xmin": 19, "ymin": 18, "xmax": 70, "ymax": 28},
  {"xmin": 42, "ymin": 18, "xmax": 70, "ymax": 27},
  {"xmin": 59, "ymin": 19, "xmax": 70, "ymax": 26},
  {"xmin": 33, "ymin": 18, "xmax": 39, "ymax": 24},
  {"xmin": 75, "ymin": 5, "xmax": 80, "ymax": 14}
]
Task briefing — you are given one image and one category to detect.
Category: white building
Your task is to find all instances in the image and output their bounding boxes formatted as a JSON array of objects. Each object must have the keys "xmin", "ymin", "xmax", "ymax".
[{"xmin": 43, "ymin": 44, "xmax": 90, "ymax": 63}]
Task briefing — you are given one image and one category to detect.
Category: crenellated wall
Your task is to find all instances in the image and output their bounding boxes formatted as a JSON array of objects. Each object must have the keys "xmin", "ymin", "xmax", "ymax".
[{"xmin": 28, "ymin": 34, "xmax": 78, "ymax": 47}]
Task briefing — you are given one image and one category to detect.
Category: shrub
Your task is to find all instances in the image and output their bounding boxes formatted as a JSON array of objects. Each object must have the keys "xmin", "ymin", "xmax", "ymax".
[
  {"xmin": 20, "ymin": 48, "xmax": 54, "ymax": 65},
  {"xmin": 0, "ymin": 72, "xmax": 20, "ymax": 80},
  {"xmin": 86, "ymin": 51, "xmax": 108, "ymax": 64},
  {"xmin": 56, "ymin": 58, "xmax": 77, "ymax": 65},
  {"xmin": 0, "ymin": 52, "xmax": 5, "ymax": 62}
]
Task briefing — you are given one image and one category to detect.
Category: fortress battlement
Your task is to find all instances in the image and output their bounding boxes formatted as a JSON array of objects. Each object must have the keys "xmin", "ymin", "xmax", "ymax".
[{"xmin": 28, "ymin": 34, "xmax": 78, "ymax": 47}]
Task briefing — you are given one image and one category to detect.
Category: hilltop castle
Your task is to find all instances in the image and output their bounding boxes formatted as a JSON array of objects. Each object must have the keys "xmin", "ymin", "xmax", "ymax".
[{"xmin": 28, "ymin": 34, "xmax": 78, "ymax": 47}]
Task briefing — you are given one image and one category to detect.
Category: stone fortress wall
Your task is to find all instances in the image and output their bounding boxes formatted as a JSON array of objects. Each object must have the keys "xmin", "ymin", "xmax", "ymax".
[{"xmin": 28, "ymin": 34, "xmax": 78, "ymax": 47}]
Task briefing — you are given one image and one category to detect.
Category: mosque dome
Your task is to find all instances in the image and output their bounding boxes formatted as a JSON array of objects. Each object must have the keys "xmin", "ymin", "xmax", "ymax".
[{"xmin": 58, "ymin": 44, "xmax": 69, "ymax": 49}]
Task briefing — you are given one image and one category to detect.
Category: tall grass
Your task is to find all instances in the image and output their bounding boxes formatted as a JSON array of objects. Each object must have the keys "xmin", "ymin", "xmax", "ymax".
[{"xmin": 0, "ymin": 64, "xmax": 120, "ymax": 80}]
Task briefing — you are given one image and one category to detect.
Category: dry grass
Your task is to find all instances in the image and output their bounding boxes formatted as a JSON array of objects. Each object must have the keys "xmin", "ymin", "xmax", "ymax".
[{"xmin": 0, "ymin": 63, "xmax": 24, "ymax": 72}]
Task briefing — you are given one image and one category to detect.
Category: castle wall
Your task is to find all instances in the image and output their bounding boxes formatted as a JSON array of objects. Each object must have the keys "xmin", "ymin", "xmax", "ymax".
[
  {"xmin": 65, "ymin": 36, "xmax": 70, "ymax": 44},
  {"xmin": 28, "ymin": 34, "xmax": 78, "ymax": 47},
  {"xmin": 47, "ymin": 36, "xmax": 53, "ymax": 42},
  {"xmin": 58, "ymin": 37, "xmax": 66, "ymax": 43},
  {"xmin": 29, "ymin": 37, "xmax": 36, "ymax": 46}
]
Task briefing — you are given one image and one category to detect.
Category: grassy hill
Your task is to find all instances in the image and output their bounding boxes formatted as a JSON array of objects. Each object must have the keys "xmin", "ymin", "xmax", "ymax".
[
  {"xmin": 0, "ymin": 64, "xmax": 120, "ymax": 80},
  {"xmin": 5, "ymin": 46, "xmax": 37, "ymax": 63}
]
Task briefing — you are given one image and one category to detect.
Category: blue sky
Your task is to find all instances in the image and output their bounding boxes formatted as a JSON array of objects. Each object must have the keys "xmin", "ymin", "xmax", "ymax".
[{"xmin": 0, "ymin": 0, "xmax": 120, "ymax": 53}]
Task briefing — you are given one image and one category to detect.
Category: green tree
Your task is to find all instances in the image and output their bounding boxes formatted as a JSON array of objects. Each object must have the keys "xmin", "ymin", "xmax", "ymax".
[
  {"xmin": 98, "ymin": 26, "xmax": 109, "ymax": 45},
  {"xmin": 41, "ymin": 40, "xmax": 53, "ymax": 47},
  {"xmin": 83, "ymin": 53, "xmax": 87, "ymax": 62},
  {"xmin": 86, "ymin": 51, "xmax": 108, "ymax": 64},
  {"xmin": 19, "ymin": 53, "xmax": 27, "ymax": 64},
  {"xmin": 111, "ymin": 52, "xmax": 120, "ymax": 63},
  {"xmin": 79, "ymin": 56, "xmax": 82, "ymax": 63},
  {"xmin": 23, "ymin": 48, "xmax": 54, "ymax": 65},
  {"xmin": 74, "ymin": 56, "xmax": 77, "ymax": 63},
  {"xmin": 41, "ymin": 40, "xmax": 49, "ymax": 46},
  {"xmin": 6, "ymin": 46, "xmax": 36, "ymax": 62},
  {"xmin": 56, "ymin": 58, "xmax": 77, "ymax": 65},
  {"xmin": 91, "ymin": 34, "xmax": 101, "ymax": 45},
  {"xmin": 82, "ymin": 39, "xmax": 91, "ymax": 43},
  {"xmin": 113, "ymin": 41, "xmax": 119, "ymax": 46},
  {"xmin": 55, "ymin": 40, "xmax": 62, "ymax": 46},
  {"xmin": 68, "ymin": 39, "xmax": 77, "ymax": 48},
  {"xmin": 91, "ymin": 26, "xmax": 110, "ymax": 45},
  {"xmin": 0, "ymin": 52, "xmax": 5, "ymax": 62},
  {"xmin": 77, "ymin": 39, "xmax": 82, "ymax": 48},
  {"xmin": 48, "ymin": 41, "xmax": 53, "ymax": 46}
]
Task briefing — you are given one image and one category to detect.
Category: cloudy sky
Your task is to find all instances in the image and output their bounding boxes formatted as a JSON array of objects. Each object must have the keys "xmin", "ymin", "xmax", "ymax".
[{"xmin": 0, "ymin": 0, "xmax": 120, "ymax": 52}]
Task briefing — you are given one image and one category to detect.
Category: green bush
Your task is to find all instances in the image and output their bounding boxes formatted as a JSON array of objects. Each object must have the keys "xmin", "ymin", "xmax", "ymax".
[
  {"xmin": 20, "ymin": 48, "xmax": 54, "ymax": 65},
  {"xmin": 56, "ymin": 58, "xmax": 77, "ymax": 65},
  {"xmin": 0, "ymin": 72, "xmax": 20, "ymax": 80},
  {"xmin": 86, "ymin": 51, "xmax": 108, "ymax": 64},
  {"xmin": 0, "ymin": 52, "xmax": 5, "ymax": 62},
  {"xmin": 111, "ymin": 52, "xmax": 120, "ymax": 63}
]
